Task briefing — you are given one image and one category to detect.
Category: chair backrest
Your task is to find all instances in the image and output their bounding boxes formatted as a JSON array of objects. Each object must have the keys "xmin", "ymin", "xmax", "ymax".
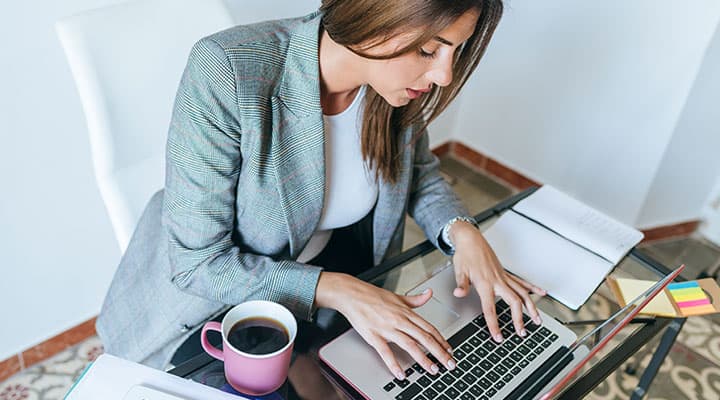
[{"xmin": 56, "ymin": 0, "xmax": 234, "ymax": 252}]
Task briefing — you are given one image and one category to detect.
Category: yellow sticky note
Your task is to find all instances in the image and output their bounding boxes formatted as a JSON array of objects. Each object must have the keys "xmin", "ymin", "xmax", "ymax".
[{"xmin": 614, "ymin": 278, "xmax": 677, "ymax": 317}]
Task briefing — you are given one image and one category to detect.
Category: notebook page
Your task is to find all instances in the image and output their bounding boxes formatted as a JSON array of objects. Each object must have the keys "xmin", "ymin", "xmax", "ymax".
[
  {"xmin": 484, "ymin": 210, "xmax": 613, "ymax": 310},
  {"xmin": 513, "ymin": 185, "xmax": 643, "ymax": 264}
]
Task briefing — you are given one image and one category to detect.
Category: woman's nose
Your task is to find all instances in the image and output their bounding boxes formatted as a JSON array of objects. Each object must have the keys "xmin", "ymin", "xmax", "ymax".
[{"xmin": 428, "ymin": 57, "xmax": 453, "ymax": 87}]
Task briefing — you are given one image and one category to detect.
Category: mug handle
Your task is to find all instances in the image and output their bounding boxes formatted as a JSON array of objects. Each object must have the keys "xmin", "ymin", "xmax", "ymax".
[{"xmin": 200, "ymin": 321, "xmax": 224, "ymax": 361}]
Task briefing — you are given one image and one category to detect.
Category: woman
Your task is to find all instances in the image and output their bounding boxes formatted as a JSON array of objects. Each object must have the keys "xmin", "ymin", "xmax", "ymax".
[{"xmin": 97, "ymin": 0, "xmax": 545, "ymax": 383}]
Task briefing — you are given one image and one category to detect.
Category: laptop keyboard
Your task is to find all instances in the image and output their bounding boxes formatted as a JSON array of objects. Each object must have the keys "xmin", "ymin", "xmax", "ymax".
[{"xmin": 382, "ymin": 300, "xmax": 559, "ymax": 400}]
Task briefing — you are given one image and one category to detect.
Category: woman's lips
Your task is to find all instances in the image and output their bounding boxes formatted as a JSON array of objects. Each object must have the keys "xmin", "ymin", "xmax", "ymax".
[{"xmin": 406, "ymin": 88, "xmax": 430, "ymax": 100}]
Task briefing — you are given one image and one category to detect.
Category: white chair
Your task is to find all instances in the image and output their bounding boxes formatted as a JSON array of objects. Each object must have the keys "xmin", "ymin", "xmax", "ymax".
[{"xmin": 56, "ymin": 0, "xmax": 234, "ymax": 252}]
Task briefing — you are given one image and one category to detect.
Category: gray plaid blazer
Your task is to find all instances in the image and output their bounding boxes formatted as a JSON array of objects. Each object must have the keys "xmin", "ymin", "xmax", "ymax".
[{"xmin": 96, "ymin": 11, "xmax": 470, "ymax": 368}]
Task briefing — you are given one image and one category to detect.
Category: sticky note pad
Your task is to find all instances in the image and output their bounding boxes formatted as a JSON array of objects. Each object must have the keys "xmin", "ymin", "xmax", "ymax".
[
  {"xmin": 607, "ymin": 277, "xmax": 720, "ymax": 317},
  {"xmin": 668, "ymin": 281, "xmax": 714, "ymax": 316},
  {"xmin": 611, "ymin": 278, "xmax": 677, "ymax": 317}
]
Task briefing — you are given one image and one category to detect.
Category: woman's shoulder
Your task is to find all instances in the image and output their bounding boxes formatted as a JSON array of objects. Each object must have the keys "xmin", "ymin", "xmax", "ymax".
[{"xmin": 200, "ymin": 11, "xmax": 321, "ymax": 56}]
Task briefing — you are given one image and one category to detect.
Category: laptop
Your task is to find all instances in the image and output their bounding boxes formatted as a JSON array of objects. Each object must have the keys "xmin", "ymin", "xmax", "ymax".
[{"xmin": 319, "ymin": 261, "xmax": 683, "ymax": 400}]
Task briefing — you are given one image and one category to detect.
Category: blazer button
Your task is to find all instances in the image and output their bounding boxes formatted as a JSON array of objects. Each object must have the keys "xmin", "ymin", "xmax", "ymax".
[{"xmin": 180, "ymin": 324, "xmax": 192, "ymax": 333}]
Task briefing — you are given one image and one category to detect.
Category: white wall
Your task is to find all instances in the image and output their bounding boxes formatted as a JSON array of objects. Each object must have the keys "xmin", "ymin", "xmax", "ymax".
[
  {"xmin": 452, "ymin": 1, "xmax": 720, "ymax": 225},
  {"xmin": 0, "ymin": 0, "xmax": 318, "ymax": 362},
  {"xmin": 637, "ymin": 22, "xmax": 720, "ymax": 228}
]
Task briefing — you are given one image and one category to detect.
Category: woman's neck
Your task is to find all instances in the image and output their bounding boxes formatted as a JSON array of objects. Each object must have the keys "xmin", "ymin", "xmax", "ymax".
[{"xmin": 318, "ymin": 30, "xmax": 366, "ymax": 115}]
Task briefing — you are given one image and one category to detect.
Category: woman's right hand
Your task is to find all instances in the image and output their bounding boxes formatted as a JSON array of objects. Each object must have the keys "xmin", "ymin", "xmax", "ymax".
[{"xmin": 315, "ymin": 272, "xmax": 456, "ymax": 380}]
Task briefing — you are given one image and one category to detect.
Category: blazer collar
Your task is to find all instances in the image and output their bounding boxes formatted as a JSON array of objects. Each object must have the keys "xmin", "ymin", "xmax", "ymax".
[{"xmin": 277, "ymin": 11, "xmax": 324, "ymax": 118}]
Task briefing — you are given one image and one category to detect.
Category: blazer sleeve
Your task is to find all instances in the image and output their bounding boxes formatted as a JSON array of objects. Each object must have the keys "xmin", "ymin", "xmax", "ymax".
[
  {"xmin": 406, "ymin": 126, "xmax": 474, "ymax": 254},
  {"xmin": 162, "ymin": 38, "xmax": 322, "ymax": 321}
]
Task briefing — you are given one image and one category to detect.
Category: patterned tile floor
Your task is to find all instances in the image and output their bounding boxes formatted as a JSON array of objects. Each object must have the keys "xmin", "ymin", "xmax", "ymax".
[{"xmin": 2, "ymin": 156, "xmax": 719, "ymax": 399}]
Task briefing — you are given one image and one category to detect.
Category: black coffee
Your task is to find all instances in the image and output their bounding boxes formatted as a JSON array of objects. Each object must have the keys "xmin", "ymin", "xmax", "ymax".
[{"xmin": 227, "ymin": 317, "xmax": 289, "ymax": 355}]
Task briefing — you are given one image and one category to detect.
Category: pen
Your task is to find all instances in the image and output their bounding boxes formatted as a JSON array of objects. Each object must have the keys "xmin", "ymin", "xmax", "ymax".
[{"xmin": 561, "ymin": 317, "xmax": 656, "ymax": 326}]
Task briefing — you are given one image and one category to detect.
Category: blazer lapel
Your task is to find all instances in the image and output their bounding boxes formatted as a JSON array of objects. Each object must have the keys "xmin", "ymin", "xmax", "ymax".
[
  {"xmin": 373, "ymin": 127, "xmax": 414, "ymax": 265},
  {"xmin": 272, "ymin": 12, "xmax": 325, "ymax": 257}
]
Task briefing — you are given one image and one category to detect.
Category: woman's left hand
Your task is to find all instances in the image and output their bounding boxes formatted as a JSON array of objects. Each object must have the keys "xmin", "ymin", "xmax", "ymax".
[{"xmin": 449, "ymin": 221, "xmax": 546, "ymax": 343}]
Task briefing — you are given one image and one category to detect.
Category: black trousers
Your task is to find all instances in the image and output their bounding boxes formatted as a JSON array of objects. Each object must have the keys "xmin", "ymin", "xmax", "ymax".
[{"xmin": 170, "ymin": 209, "xmax": 375, "ymax": 366}]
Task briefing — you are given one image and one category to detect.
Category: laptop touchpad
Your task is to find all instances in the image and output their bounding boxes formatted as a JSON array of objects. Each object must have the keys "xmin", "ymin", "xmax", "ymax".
[{"xmin": 414, "ymin": 297, "xmax": 460, "ymax": 334}]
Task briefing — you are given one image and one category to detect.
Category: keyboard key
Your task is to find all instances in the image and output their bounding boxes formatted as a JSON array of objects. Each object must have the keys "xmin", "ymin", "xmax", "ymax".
[
  {"xmin": 474, "ymin": 347, "xmax": 489, "ymax": 358},
  {"xmin": 527, "ymin": 352, "xmax": 537, "ymax": 361},
  {"xmin": 462, "ymin": 373, "xmax": 477, "ymax": 384},
  {"xmin": 445, "ymin": 386, "xmax": 460, "ymax": 398},
  {"xmin": 469, "ymin": 337, "xmax": 482, "ymax": 347},
  {"xmin": 502, "ymin": 373, "xmax": 514, "ymax": 383},
  {"xmin": 394, "ymin": 378, "xmax": 409, "ymax": 388},
  {"xmin": 488, "ymin": 353, "xmax": 501, "ymax": 363},
  {"xmin": 437, "ymin": 395, "xmax": 450, "ymax": 400},
  {"xmin": 470, "ymin": 384, "xmax": 484, "ymax": 396},
  {"xmin": 540, "ymin": 327, "xmax": 552, "ymax": 337},
  {"xmin": 542, "ymin": 339, "xmax": 553, "ymax": 348},
  {"xmin": 417, "ymin": 376, "xmax": 432, "ymax": 388},
  {"xmin": 482, "ymin": 341, "xmax": 496, "ymax": 351},
  {"xmin": 494, "ymin": 380, "xmax": 505, "ymax": 390},
  {"xmin": 466, "ymin": 353, "xmax": 481, "ymax": 365},
  {"xmin": 422, "ymin": 388, "xmax": 437, "ymax": 398},
  {"xmin": 494, "ymin": 365, "xmax": 508, "ymax": 375},
  {"xmin": 550, "ymin": 333, "xmax": 559, "ymax": 341},
  {"xmin": 448, "ymin": 323, "xmax": 480, "ymax": 348},
  {"xmin": 441, "ymin": 374, "xmax": 455, "ymax": 385},
  {"xmin": 478, "ymin": 330, "xmax": 490, "ymax": 340},
  {"xmin": 454, "ymin": 380, "xmax": 469, "ymax": 392},
  {"xmin": 461, "ymin": 343, "xmax": 474, "ymax": 353},
  {"xmin": 480, "ymin": 360, "xmax": 492, "ymax": 370},
  {"xmin": 459, "ymin": 360, "xmax": 472, "ymax": 371},
  {"xmin": 496, "ymin": 347, "xmax": 509, "ymax": 357},
  {"xmin": 510, "ymin": 335, "xmax": 524, "ymax": 345},
  {"xmin": 431, "ymin": 381, "xmax": 447, "ymax": 393},
  {"xmin": 496, "ymin": 299, "xmax": 509, "ymax": 311},
  {"xmin": 518, "ymin": 345, "xmax": 531, "ymax": 355},
  {"xmin": 479, "ymin": 377, "xmax": 492, "ymax": 389},
  {"xmin": 461, "ymin": 393, "xmax": 474, "ymax": 400},
  {"xmin": 526, "ymin": 322, "xmax": 540, "ymax": 332},
  {"xmin": 487, "ymin": 388, "xmax": 497, "ymax": 396},
  {"xmin": 453, "ymin": 349, "xmax": 466, "ymax": 359},
  {"xmin": 405, "ymin": 368, "xmax": 414, "ymax": 377},
  {"xmin": 473, "ymin": 315, "xmax": 487, "ymax": 327},
  {"xmin": 502, "ymin": 358, "xmax": 515, "ymax": 369},
  {"xmin": 511, "ymin": 366, "xmax": 521, "ymax": 375},
  {"xmin": 510, "ymin": 351, "xmax": 523, "ymax": 361},
  {"xmin": 519, "ymin": 359, "xmax": 529, "ymax": 368},
  {"xmin": 383, "ymin": 382, "xmax": 395, "ymax": 392},
  {"xmin": 395, "ymin": 383, "xmax": 422, "ymax": 400},
  {"xmin": 472, "ymin": 366, "xmax": 485, "ymax": 378},
  {"xmin": 450, "ymin": 368, "xmax": 464, "ymax": 378},
  {"xmin": 499, "ymin": 313, "xmax": 512, "ymax": 324},
  {"xmin": 412, "ymin": 363, "xmax": 424, "ymax": 374},
  {"xmin": 486, "ymin": 371, "xmax": 500, "ymax": 381},
  {"xmin": 502, "ymin": 341, "xmax": 516, "ymax": 351}
]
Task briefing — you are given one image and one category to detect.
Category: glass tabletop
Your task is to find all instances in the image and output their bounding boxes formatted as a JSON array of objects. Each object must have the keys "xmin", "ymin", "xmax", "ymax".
[{"xmin": 170, "ymin": 188, "xmax": 683, "ymax": 399}]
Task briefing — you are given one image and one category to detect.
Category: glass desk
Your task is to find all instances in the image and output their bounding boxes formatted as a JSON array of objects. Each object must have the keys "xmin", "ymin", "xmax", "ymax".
[{"xmin": 169, "ymin": 188, "xmax": 685, "ymax": 399}]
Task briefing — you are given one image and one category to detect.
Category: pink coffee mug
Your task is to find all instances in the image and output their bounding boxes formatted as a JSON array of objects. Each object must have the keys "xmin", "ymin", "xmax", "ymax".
[{"xmin": 201, "ymin": 300, "xmax": 297, "ymax": 395}]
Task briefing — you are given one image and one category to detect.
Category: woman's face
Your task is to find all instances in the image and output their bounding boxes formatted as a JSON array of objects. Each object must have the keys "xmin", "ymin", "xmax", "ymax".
[{"xmin": 362, "ymin": 9, "xmax": 480, "ymax": 107}]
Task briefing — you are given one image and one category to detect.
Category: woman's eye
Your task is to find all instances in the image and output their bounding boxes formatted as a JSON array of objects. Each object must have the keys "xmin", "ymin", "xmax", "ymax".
[{"xmin": 419, "ymin": 48, "xmax": 437, "ymax": 59}]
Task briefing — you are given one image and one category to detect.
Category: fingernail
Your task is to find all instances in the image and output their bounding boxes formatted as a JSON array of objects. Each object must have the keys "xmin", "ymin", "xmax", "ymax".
[
  {"xmin": 494, "ymin": 334, "xmax": 503, "ymax": 342},
  {"xmin": 422, "ymin": 288, "xmax": 430, "ymax": 294},
  {"xmin": 534, "ymin": 316, "xmax": 542, "ymax": 325},
  {"xmin": 394, "ymin": 369, "xmax": 405, "ymax": 380},
  {"xmin": 520, "ymin": 329, "xmax": 527, "ymax": 337},
  {"xmin": 430, "ymin": 364, "xmax": 439, "ymax": 374},
  {"xmin": 447, "ymin": 347, "xmax": 453, "ymax": 353},
  {"xmin": 448, "ymin": 360, "xmax": 456, "ymax": 370}
]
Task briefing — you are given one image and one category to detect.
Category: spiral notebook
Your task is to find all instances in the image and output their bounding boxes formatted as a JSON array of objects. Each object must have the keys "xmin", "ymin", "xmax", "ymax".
[{"xmin": 484, "ymin": 185, "xmax": 644, "ymax": 310}]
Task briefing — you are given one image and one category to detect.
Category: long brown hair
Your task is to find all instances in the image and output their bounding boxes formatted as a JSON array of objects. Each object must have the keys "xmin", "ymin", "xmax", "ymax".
[{"xmin": 320, "ymin": 0, "xmax": 503, "ymax": 183}]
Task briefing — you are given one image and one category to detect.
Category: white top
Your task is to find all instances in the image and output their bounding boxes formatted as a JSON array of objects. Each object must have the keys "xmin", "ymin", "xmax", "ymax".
[{"xmin": 297, "ymin": 86, "xmax": 378, "ymax": 263}]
